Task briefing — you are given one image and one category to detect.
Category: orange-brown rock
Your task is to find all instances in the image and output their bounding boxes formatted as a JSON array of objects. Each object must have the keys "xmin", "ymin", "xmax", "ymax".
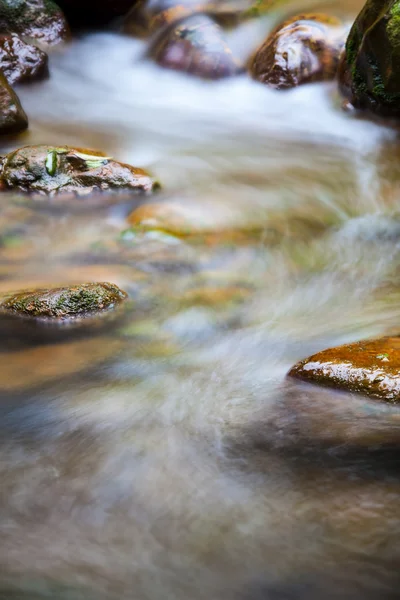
[
  {"xmin": 288, "ymin": 337, "xmax": 400, "ymax": 403},
  {"xmin": 250, "ymin": 13, "xmax": 349, "ymax": 89}
]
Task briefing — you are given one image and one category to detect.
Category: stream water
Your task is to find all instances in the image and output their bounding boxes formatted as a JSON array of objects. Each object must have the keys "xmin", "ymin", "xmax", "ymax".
[{"xmin": 1, "ymin": 1, "xmax": 400, "ymax": 598}]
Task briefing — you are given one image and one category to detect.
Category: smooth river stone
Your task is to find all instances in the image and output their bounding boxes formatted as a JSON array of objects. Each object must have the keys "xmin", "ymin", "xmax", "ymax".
[{"xmin": 288, "ymin": 337, "xmax": 400, "ymax": 403}]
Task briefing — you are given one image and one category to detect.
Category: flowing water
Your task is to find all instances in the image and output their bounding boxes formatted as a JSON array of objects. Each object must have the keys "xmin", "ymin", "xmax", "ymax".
[{"xmin": 1, "ymin": 1, "xmax": 400, "ymax": 598}]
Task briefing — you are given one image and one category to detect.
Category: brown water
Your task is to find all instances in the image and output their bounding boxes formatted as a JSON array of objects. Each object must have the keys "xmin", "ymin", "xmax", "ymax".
[{"xmin": 2, "ymin": 2, "xmax": 400, "ymax": 599}]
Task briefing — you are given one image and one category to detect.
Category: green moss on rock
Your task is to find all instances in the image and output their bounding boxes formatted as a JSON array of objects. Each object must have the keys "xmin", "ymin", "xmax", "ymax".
[
  {"xmin": 339, "ymin": 0, "xmax": 400, "ymax": 117},
  {"xmin": 1, "ymin": 282, "xmax": 127, "ymax": 319},
  {"xmin": 0, "ymin": 0, "xmax": 70, "ymax": 45}
]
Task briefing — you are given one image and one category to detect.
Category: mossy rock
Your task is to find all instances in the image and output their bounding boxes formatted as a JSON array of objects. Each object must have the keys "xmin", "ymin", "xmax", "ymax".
[
  {"xmin": 250, "ymin": 13, "xmax": 349, "ymax": 89},
  {"xmin": 339, "ymin": 0, "xmax": 400, "ymax": 117},
  {"xmin": 288, "ymin": 336, "xmax": 400, "ymax": 403},
  {"xmin": 1, "ymin": 282, "xmax": 127, "ymax": 321},
  {"xmin": 0, "ymin": 0, "xmax": 70, "ymax": 46},
  {"xmin": 0, "ymin": 145, "xmax": 159, "ymax": 196}
]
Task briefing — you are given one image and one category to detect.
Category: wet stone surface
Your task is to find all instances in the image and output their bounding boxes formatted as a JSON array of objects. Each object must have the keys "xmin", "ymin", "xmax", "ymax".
[
  {"xmin": 339, "ymin": 0, "xmax": 400, "ymax": 118},
  {"xmin": 0, "ymin": 0, "xmax": 70, "ymax": 46},
  {"xmin": 288, "ymin": 337, "xmax": 400, "ymax": 403},
  {"xmin": 0, "ymin": 33, "xmax": 49, "ymax": 85},
  {"xmin": 1, "ymin": 282, "xmax": 127, "ymax": 321},
  {"xmin": 0, "ymin": 70, "xmax": 27, "ymax": 134},
  {"xmin": 149, "ymin": 13, "xmax": 243, "ymax": 79},
  {"xmin": 251, "ymin": 13, "xmax": 349, "ymax": 89},
  {"xmin": 0, "ymin": 146, "xmax": 159, "ymax": 196}
]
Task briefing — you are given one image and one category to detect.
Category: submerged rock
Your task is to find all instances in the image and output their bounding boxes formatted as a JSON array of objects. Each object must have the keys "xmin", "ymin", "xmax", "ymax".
[
  {"xmin": 1, "ymin": 282, "xmax": 127, "ymax": 320},
  {"xmin": 288, "ymin": 337, "xmax": 400, "ymax": 403},
  {"xmin": 149, "ymin": 13, "xmax": 243, "ymax": 79},
  {"xmin": 0, "ymin": 71, "xmax": 28, "ymax": 134},
  {"xmin": 0, "ymin": 34, "xmax": 49, "ymax": 84},
  {"xmin": 0, "ymin": 145, "xmax": 159, "ymax": 196},
  {"xmin": 250, "ymin": 13, "xmax": 349, "ymax": 89},
  {"xmin": 339, "ymin": 0, "xmax": 400, "ymax": 118},
  {"xmin": 0, "ymin": 0, "xmax": 70, "ymax": 46}
]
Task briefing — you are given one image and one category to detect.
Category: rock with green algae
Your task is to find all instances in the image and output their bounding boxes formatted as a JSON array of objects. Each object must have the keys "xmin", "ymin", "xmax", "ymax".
[
  {"xmin": 0, "ymin": 70, "xmax": 28, "ymax": 134},
  {"xmin": 288, "ymin": 336, "xmax": 400, "ymax": 403},
  {"xmin": 0, "ymin": 145, "xmax": 159, "ymax": 196},
  {"xmin": 0, "ymin": 0, "xmax": 70, "ymax": 46},
  {"xmin": 250, "ymin": 13, "xmax": 349, "ymax": 89},
  {"xmin": 1, "ymin": 282, "xmax": 127, "ymax": 320},
  {"xmin": 339, "ymin": 0, "xmax": 400, "ymax": 118}
]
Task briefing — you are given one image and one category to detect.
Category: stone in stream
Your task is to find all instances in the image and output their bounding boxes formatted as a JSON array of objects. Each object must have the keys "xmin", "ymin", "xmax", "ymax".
[
  {"xmin": 149, "ymin": 13, "xmax": 243, "ymax": 79},
  {"xmin": 1, "ymin": 282, "xmax": 127, "ymax": 321},
  {"xmin": 250, "ymin": 14, "xmax": 349, "ymax": 89},
  {"xmin": 0, "ymin": 70, "xmax": 28, "ymax": 134},
  {"xmin": 338, "ymin": 0, "xmax": 400, "ymax": 118},
  {"xmin": 288, "ymin": 337, "xmax": 400, "ymax": 403},
  {"xmin": 0, "ymin": 0, "xmax": 70, "ymax": 46},
  {"xmin": 0, "ymin": 145, "xmax": 159, "ymax": 196},
  {"xmin": 0, "ymin": 34, "xmax": 49, "ymax": 84}
]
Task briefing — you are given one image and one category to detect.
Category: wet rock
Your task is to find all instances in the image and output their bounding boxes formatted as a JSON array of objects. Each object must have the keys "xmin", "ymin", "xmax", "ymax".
[
  {"xmin": 56, "ymin": 0, "xmax": 134, "ymax": 27},
  {"xmin": 250, "ymin": 14, "xmax": 349, "ymax": 89},
  {"xmin": 288, "ymin": 337, "xmax": 400, "ymax": 403},
  {"xmin": 0, "ymin": 34, "xmax": 48, "ymax": 85},
  {"xmin": 0, "ymin": 145, "xmax": 159, "ymax": 196},
  {"xmin": 339, "ymin": 0, "xmax": 400, "ymax": 118},
  {"xmin": 0, "ymin": 71, "xmax": 28, "ymax": 134},
  {"xmin": 149, "ymin": 14, "xmax": 243, "ymax": 79},
  {"xmin": 123, "ymin": 0, "xmax": 245, "ymax": 38},
  {"xmin": 127, "ymin": 199, "xmax": 260, "ymax": 236},
  {"xmin": 1, "ymin": 282, "xmax": 127, "ymax": 320},
  {"xmin": 0, "ymin": 0, "xmax": 70, "ymax": 46}
]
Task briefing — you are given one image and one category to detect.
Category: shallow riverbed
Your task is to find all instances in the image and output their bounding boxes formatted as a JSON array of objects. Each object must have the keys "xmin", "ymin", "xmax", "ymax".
[{"xmin": 1, "ymin": 1, "xmax": 400, "ymax": 598}]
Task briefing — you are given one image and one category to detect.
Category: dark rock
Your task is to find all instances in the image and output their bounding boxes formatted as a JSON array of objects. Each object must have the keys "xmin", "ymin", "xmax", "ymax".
[
  {"xmin": 0, "ymin": 0, "xmax": 70, "ymax": 46},
  {"xmin": 339, "ymin": 0, "xmax": 400, "ymax": 118},
  {"xmin": 288, "ymin": 337, "xmax": 400, "ymax": 403},
  {"xmin": 0, "ymin": 33, "xmax": 48, "ymax": 84},
  {"xmin": 0, "ymin": 71, "xmax": 28, "ymax": 134},
  {"xmin": 1, "ymin": 282, "xmax": 127, "ymax": 320},
  {"xmin": 0, "ymin": 145, "xmax": 159, "ymax": 196},
  {"xmin": 251, "ymin": 13, "xmax": 349, "ymax": 89},
  {"xmin": 149, "ymin": 13, "xmax": 243, "ymax": 79}
]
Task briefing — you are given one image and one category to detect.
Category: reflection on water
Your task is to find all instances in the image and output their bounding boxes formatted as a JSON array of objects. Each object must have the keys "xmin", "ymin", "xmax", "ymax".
[{"xmin": 2, "ymin": 1, "xmax": 400, "ymax": 598}]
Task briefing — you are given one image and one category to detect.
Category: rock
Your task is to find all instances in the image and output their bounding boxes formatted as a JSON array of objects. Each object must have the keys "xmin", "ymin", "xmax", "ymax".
[
  {"xmin": 0, "ymin": 0, "xmax": 70, "ymax": 46},
  {"xmin": 0, "ymin": 33, "xmax": 49, "ymax": 85},
  {"xmin": 339, "ymin": 0, "xmax": 400, "ymax": 118},
  {"xmin": 1, "ymin": 282, "xmax": 127, "ymax": 320},
  {"xmin": 123, "ymin": 0, "xmax": 245, "ymax": 38},
  {"xmin": 0, "ymin": 71, "xmax": 28, "ymax": 134},
  {"xmin": 288, "ymin": 337, "xmax": 400, "ymax": 403},
  {"xmin": 0, "ymin": 145, "xmax": 159, "ymax": 196},
  {"xmin": 250, "ymin": 13, "xmax": 349, "ymax": 89},
  {"xmin": 56, "ymin": 0, "xmax": 135, "ymax": 27},
  {"xmin": 149, "ymin": 13, "xmax": 243, "ymax": 79}
]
